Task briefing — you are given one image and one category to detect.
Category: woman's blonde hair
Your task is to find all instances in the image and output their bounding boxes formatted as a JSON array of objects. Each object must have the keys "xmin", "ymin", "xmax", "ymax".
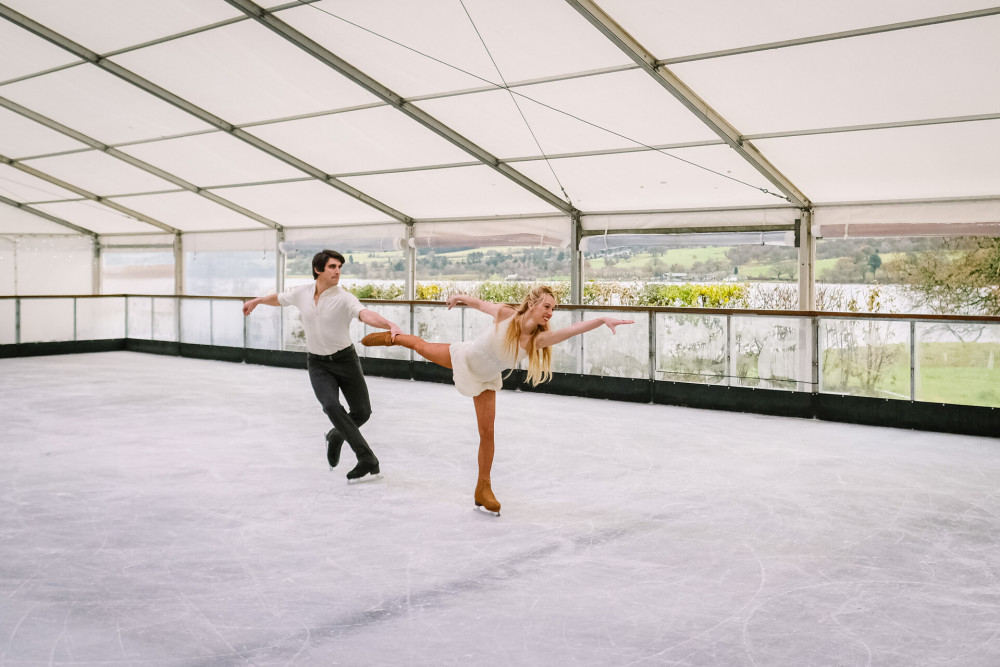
[{"xmin": 502, "ymin": 285, "xmax": 556, "ymax": 386}]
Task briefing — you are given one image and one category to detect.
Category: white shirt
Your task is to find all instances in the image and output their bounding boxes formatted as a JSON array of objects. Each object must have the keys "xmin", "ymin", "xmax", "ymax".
[{"xmin": 277, "ymin": 283, "xmax": 365, "ymax": 355}]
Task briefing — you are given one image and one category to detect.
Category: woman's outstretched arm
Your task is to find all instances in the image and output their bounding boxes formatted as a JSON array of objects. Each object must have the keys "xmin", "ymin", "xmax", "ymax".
[
  {"xmin": 446, "ymin": 294, "xmax": 515, "ymax": 321},
  {"xmin": 534, "ymin": 316, "xmax": 634, "ymax": 349}
]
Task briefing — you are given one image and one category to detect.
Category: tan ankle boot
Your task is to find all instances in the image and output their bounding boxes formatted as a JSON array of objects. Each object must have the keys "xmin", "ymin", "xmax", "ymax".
[
  {"xmin": 360, "ymin": 331, "xmax": 394, "ymax": 347},
  {"xmin": 474, "ymin": 478, "xmax": 501, "ymax": 514}
]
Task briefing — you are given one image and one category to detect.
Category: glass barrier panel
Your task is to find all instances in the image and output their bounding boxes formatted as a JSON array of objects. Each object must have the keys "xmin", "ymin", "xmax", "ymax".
[
  {"xmin": 211, "ymin": 300, "xmax": 245, "ymax": 348},
  {"xmin": 915, "ymin": 322, "xmax": 1000, "ymax": 408},
  {"xmin": 20, "ymin": 298, "xmax": 74, "ymax": 343},
  {"xmin": 547, "ymin": 310, "xmax": 580, "ymax": 374},
  {"xmin": 583, "ymin": 310, "xmax": 648, "ymax": 379},
  {"xmin": 655, "ymin": 312, "xmax": 726, "ymax": 384},
  {"xmin": 282, "ymin": 308, "xmax": 306, "ymax": 352},
  {"xmin": 246, "ymin": 304, "xmax": 281, "ymax": 350},
  {"xmin": 819, "ymin": 318, "xmax": 910, "ymax": 399},
  {"xmin": 731, "ymin": 315, "xmax": 812, "ymax": 390},
  {"xmin": 357, "ymin": 304, "xmax": 410, "ymax": 360},
  {"xmin": 77, "ymin": 297, "xmax": 126, "ymax": 340},
  {"xmin": 413, "ymin": 305, "xmax": 463, "ymax": 349},
  {"xmin": 180, "ymin": 299, "xmax": 212, "ymax": 345},
  {"xmin": 127, "ymin": 297, "xmax": 152, "ymax": 340},
  {"xmin": 0, "ymin": 299, "xmax": 16, "ymax": 345},
  {"xmin": 152, "ymin": 298, "xmax": 178, "ymax": 342}
]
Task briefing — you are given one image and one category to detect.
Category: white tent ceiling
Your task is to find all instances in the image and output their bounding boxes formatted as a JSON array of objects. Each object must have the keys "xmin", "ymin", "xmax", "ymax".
[{"xmin": 1, "ymin": 0, "xmax": 999, "ymax": 239}]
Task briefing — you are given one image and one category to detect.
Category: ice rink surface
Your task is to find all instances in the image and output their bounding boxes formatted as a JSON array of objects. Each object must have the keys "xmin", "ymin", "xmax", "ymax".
[{"xmin": 2, "ymin": 351, "xmax": 999, "ymax": 666}]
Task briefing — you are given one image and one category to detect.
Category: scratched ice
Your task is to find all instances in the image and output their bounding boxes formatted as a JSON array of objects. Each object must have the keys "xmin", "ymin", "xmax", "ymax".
[{"xmin": 2, "ymin": 351, "xmax": 999, "ymax": 665}]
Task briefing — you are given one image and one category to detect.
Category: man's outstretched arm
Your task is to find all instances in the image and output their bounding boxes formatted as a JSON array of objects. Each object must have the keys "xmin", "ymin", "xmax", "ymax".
[
  {"xmin": 359, "ymin": 309, "xmax": 403, "ymax": 341},
  {"xmin": 243, "ymin": 293, "xmax": 280, "ymax": 316}
]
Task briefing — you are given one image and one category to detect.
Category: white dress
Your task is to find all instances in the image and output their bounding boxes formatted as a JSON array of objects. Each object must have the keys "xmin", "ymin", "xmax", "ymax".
[{"xmin": 449, "ymin": 317, "xmax": 527, "ymax": 397}]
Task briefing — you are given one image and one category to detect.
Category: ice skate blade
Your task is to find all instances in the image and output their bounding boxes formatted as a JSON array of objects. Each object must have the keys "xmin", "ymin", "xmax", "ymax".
[
  {"xmin": 347, "ymin": 473, "xmax": 383, "ymax": 485},
  {"xmin": 474, "ymin": 504, "xmax": 500, "ymax": 517}
]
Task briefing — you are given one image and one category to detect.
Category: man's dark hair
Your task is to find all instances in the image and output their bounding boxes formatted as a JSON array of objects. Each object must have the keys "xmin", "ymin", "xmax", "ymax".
[{"xmin": 312, "ymin": 249, "xmax": 346, "ymax": 279}]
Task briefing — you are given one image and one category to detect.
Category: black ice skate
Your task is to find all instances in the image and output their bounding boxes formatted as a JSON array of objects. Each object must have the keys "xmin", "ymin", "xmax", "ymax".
[
  {"xmin": 326, "ymin": 429, "xmax": 345, "ymax": 470},
  {"xmin": 346, "ymin": 459, "xmax": 381, "ymax": 483}
]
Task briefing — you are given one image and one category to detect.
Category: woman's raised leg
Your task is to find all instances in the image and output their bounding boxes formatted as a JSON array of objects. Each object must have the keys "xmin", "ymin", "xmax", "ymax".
[{"xmin": 391, "ymin": 334, "xmax": 453, "ymax": 369}]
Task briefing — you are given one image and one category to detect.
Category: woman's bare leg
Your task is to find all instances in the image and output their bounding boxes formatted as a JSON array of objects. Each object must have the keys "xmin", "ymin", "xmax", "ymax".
[
  {"xmin": 472, "ymin": 390, "xmax": 496, "ymax": 480},
  {"xmin": 392, "ymin": 334, "xmax": 452, "ymax": 369},
  {"xmin": 472, "ymin": 390, "xmax": 500, "ymax": 513}
]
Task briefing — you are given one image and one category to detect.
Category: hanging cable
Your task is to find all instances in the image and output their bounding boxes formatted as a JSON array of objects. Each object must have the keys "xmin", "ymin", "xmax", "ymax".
[
  {"xmin": 457, "ymin": 0, "xmax": 574, "ymax": 207},
  {"xmin": 293, "ymin": 1, "xmax": 790, "ymax": 201}
]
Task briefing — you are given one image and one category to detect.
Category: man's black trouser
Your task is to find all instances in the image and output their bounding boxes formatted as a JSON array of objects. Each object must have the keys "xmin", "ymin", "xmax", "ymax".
[{"xmin": 306, "ymin": 346, "xmax": 377, "ymax": 465}]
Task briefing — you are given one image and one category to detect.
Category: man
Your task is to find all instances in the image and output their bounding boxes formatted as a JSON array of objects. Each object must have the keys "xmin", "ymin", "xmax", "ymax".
[{"xmin": 243, "ymin": 249, "xmax": 400, "ymax": 481}]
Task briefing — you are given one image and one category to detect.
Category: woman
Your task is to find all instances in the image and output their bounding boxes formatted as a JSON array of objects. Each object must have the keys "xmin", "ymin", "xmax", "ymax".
[{"xmin": 361, "ymin": 286, "xmax": 633, "ymax": 515}]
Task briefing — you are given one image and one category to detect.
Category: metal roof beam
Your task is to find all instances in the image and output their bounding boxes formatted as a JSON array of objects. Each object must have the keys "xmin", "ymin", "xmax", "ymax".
[
  {"xmin": 565, "ymin": 0, "xmax": 810, "ymax": 209},
  {"xmin": 0, "ymin": 194, "xmax": 97, "ymax": 236},
  {"xmin": 660, "ymin": 7, "xmax": 1000, "ymax": 65},
  {"xmin": 0, "ymin": 3, "xmax": 413, "ymax": 225},
  {"xmin": 222, "ymin": 0, "xmax": 576, "ymax": 216},
  {"xmin": 0, "ymin": 97, "xmax": 284, "ymax": 231},
  {"xmin": 0, "ymin": 153, "xmax": 179, "ymax": 234}
]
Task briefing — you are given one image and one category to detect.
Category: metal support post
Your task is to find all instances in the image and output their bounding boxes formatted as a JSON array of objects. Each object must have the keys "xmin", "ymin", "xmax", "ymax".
[
  {"xmin": 404, "ymin": 223, "xmax": 416, "ymax": 301},
  {"xmin": 92, "ymin": 237, "xmax": 101, "ymax": 295},
  {"xmin": 276, "ymin": 228, "xmax": 286, "ymax": 295},
  {"xmin": 812, "ymin": 316, "xmax": 821, "ymax": 393},
  {"xmin": 570, "ymin": 213, "xmax": 582, "ymax": 305},
  {"xmin": 173, "ymin": 233, "xmax": 183, "ymax": 296},
  {"xmin": 648, "ymin": 311, "xmax": 657, "ymax": 382},
  {"xmin": 796, "ymin": 210, "xmax": 815, "ymax": 311}
]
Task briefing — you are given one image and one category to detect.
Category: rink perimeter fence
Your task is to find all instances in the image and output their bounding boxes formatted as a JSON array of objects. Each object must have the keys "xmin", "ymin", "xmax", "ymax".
[{"xmin": 1, "ymin": 295, "xmax": 998, "ymax": 438}]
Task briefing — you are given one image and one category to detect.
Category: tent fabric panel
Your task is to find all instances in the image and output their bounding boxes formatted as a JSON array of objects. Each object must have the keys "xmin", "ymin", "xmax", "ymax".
[
  {"xmin": 581, "ymin": 230, "xmax": 792, "ymax": 251},
  {"xmin": 107, "ymin": 192, "xmax": 270, "ymax": 233},
  {"xmin": 111, "ymin": 20, "xmax": 381, "ymax": 127},
  {"xmin": 597, "ymin": 0, "xmax": 1000, "ymax": 60},
  {"xmin": 182, "ymin": 229, "xmax": 277, "ymax": 253},
  {"xmin": 279, "ymin": 0, "xmax": 631, "ymax": 99},
  {"xmin": 283, "ymin": 223, "xmax": 408, "ymax": 252},
  {"xmin": 0, "ymin": 106, "xmax": 90, "ymax": 159},
  {"xmin": 756, "ymin": 120, "xmax": 1000, "ymax": 202},
  {"xmin": 0, "ymin": 237, "xmax": 13, "ymax": 297},
  {"xmin": 341, "ymin": 165, "xmax": 563, "ymax": 219},
  {"xmin": 0, "ymin": 19, "xmax": 78, "ymax": 82},
  {"xmin": 0, "ymin": 203, "xmax": 77, "ymax": 234},
  {"xmin": 211, "ymin": 181, "xmax": 396, "ymax": 228},
  {"xmin": 583, "ymin": 208, "xmax": 800, "ymax": 231},
  {"xmin": 417, "ymin": 69, "xmax": 720, "ymax": 160},
  {"xmin": 1, "ymin": 0, "xmax": 241, "ymax": 55},
  {"xmin": 31, "ymin": 201, "xmax": 164, "ymax": 235},
  {"xmin": 411, "ymin": 217, "xmax": 571, "ymax": 249},
  {"xmin": 671, "ymin": 15, "xmax": 1000, "ymax": 135},
  {"xmin": 22, "ymin": 151, "xmax": 179, "ymax": 197},
  {"xmin": 0, "ymin": 164, "xmax": 80, "ymax": 202},
  {"xmin": 117, "ymin": 133, "xmax": 304, "ymax": 189},
  {"xmin": 7, "ymin": 234, "xmax": 94, "ymax": 295},
  {"xmin": 245, "ymin": 106, "xmax": 473, "ymax": 175},
  {"xmin": 99, "ymin": 233, "xmax": 175, "ymax": 246},
  {"xmin": 815, "ymin": 199, "xmax": 1000, "ymax": 238},
  {"xmin": 513, "ymin": 147, "xmax": 788, "ymax": 212},
  {"xmin": 0, "ymin": 65, "xmax": 214, "ymax": 145}
]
